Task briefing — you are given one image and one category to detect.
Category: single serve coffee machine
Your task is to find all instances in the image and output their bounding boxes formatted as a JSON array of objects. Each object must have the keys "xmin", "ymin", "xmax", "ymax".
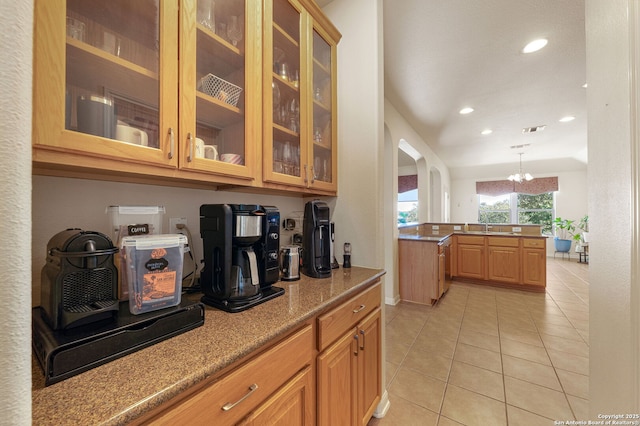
[
  {"xmin": 200, "ymin": 204, "xmax": 284, "ymax": 312},
  {"xmin": 301, "ymin": 200, "xmax": 332, "ymax": 278}
]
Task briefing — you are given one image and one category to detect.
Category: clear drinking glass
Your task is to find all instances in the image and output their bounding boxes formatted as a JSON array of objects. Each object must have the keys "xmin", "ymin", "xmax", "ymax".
[{"xmin": 198, "ymin": 0, "xmax": 216, "ymax": 32}]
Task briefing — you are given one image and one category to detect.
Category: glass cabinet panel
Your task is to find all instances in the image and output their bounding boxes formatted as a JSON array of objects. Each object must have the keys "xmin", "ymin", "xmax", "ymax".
[
  {"xmin": 312, "ymin": 29, "xmax": 333, "ymax": 184},
  {"xmin": 65, "ymin": 0, "xmax": 161, "ymax": 149},
  {"xmin": 271, "ymin": 0, "xmax": 302, "ymax": 179},
  {"xmin": 194, "ymin": 0, "xmax": 247, "ymax": 165}
]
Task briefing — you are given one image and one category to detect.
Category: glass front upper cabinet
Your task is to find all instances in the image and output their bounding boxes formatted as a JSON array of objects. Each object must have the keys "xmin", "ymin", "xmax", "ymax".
[
  {"xmin": 34, "ymin": 0, "xmax": 179, "ymax": 166},
  {"xmin": 265, "ymin": 0, "xmax": 306, "ymax": 187},
  {"xmin": 179, "ymin": 0, "xmax": 257, "ymax": 179},
  {"xmin": 311, "ymin": 27, "xmax": 335, "ymax": 188}
]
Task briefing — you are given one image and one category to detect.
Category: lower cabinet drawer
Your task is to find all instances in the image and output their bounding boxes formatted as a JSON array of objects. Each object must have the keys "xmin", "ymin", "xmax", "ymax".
[
  {"xmin": 146, "ymin": 325, "xmax": 312, "ymax": 425},
  {"xmin": 317, "ymin": 282, "xmax": 381, "ymax": 352},
  {"xmin": 523, "ymin": 238, "xmax": 546, "ymax": 248}
]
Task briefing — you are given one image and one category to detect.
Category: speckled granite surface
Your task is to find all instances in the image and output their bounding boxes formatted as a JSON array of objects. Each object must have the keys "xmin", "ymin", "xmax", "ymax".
[
  {"xmin": 32, "ymin": 267, "xmax": 385, "ymax": 425},
  {"xmin": 398, "ymin": 232, "xmax": 547, "ymax": 243}
]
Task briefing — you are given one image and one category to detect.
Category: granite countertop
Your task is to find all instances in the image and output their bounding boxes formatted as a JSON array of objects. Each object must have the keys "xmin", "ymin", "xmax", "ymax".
[
  {"xmin": 399, "ymin": 232, "xmax": 547, "ymax": 242},
  {"xmin": 32, "ymin": 266, "xmax": 385, "ymax": 425},
  {"xmin": 398, "ymin": 233, "xmax": 452, "ymax": 243}
]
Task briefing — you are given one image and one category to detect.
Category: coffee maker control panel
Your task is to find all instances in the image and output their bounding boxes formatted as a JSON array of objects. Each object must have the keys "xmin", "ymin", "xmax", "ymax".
[{"xmin": 262, "ymin": 206, "xmax": 280, "ymax": 286}]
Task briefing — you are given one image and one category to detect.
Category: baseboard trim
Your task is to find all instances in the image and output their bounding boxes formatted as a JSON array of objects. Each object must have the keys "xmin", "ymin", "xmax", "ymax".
[{"xmin": 373, "ymin": 390, "xmax": 390, "ymax": 418}]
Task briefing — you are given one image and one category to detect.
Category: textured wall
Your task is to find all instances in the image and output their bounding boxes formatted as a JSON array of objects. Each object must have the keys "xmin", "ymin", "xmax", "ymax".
[
  {"xmin": 586, "ymin": 0, "xmax": 640, "ymax": 414},
  {"xmin": 0, "ymin": 0, "xmax": 33, "ymax": 423}
]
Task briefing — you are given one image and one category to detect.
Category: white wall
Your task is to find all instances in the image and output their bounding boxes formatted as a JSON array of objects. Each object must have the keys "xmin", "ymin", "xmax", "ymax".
[
  {"xmin": 586, "ymin": 0, "xmax": 640, "ymax": 414},
  {"xmin": 323, "ymin": 0, "xmax": 385, "ymax": 270},
  {"xmin": 383, "ymin": 98, "xmax": 451, "ymax": 303},
  {"xmin": 0, "ymin": 1, "xmax": 33, "ymax": 423}
]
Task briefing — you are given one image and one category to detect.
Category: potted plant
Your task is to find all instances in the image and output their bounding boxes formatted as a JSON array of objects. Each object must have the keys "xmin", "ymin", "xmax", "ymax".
[
  {"xmin": 572, "ymin": 215, "xmax": 589, "ymax": 250},
  {"xmin": 553, "ymin": 217, "xmax": 575, "ymax": 253}
]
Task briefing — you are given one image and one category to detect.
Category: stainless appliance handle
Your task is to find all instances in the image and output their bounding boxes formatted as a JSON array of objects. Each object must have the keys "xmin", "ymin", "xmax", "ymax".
[
  {"xmin": 168, "ymin": 128, "xmax": 174, "ymax": 159},
  {"xmin": 187, "ymin": 132, "xmax": 194, "ymax": 162},
  {"xmin": 352, "ymin": 304, "xmax": 365, "ymax": 313},
  {"xmin": 221, "ymin": 383, "xmax": 258, "ymax": 411}
]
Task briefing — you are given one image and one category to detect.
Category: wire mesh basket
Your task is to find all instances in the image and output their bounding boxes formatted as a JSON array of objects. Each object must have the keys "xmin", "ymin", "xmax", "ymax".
[{"xmin": 197, "ymin": 73, "xmax": 243, "ymax": 107}]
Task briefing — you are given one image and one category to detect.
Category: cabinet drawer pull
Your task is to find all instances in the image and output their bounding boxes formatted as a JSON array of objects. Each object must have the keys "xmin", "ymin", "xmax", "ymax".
[
  {"xmin": 168, "ymin": 128, "xmax": 175, "ymax": 159},
  {"xmin": 304, "ymin": 164, "xmax": 308, "ymax": 185},
  {"xmin": 353, "ymin": 334, "xmax": 359, "ymax": 356},
  {"xmin": 187, "ymin": 132, "xmax": 194, "ymax": 162},
  {"xmin": 221, "ymin": 383, "xmax": 258, "ymax": 411},
  {"xmin": 353, "ymin": 304, "xmax": 365, "ymax": 313},
  {"xmin": 360, "ymin": 329, "xmax": 365, "ymax": 350}
]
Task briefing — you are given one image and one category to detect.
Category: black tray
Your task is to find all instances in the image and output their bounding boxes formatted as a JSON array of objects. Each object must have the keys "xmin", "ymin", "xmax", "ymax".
[{"xmin": 32, "ymin": 299, "xmax": 205, "ymax": 386}]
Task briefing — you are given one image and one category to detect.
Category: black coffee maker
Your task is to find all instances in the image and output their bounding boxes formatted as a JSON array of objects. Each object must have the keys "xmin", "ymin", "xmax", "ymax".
[
  {"xmin": 200, "ymin": 204, "xmax": 284, "ymax": 312},
  {"xmin": 301, "ymin": 200, "xmax": 332, "ymax": 278},
  {"xmin": 40, "ymin": 229, "xmax": 119, "ymax": 330}
]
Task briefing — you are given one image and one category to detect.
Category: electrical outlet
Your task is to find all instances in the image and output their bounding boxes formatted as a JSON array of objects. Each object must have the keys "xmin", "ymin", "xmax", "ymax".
[
  {"xmin": 453, "ymin": 225, "xmax": 462, "ymax": 231},
  {"xmin": 169, "ymin": 217, "xmax": 187, "ymax": 232},
  {"xmin": 512, "ymin": 227, "xmax": 522, "ymax": 232}
]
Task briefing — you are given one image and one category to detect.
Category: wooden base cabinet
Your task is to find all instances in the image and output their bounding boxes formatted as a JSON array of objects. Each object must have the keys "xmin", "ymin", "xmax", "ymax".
[
  {"xmin": 139, "ymin": 325, "xmax": 313, "ymax": 426},
  {"xmin": 317, "ymin": 284, "xmax": 382, "ymax": 426},
  {"xmin": 453, "ymin": 235, "xmax": 546, "ymax": 290},
  {"xmin": 239, "ymin": 367, "xmax": 314, "ymax": 425},
  {"xmin": 522, "ymin": 238, "xmax": 547, "ymax": 287},
  {"xmin": 487, "ymin": 237, "xmax": 520, "ymax": 284},
  {"xmin": 398, "ymin": 239, "xmax": 439, "ymax": 304},
  {"xmin": 456, "ymin": 236, "xmax": 485, "ymax": 280}
]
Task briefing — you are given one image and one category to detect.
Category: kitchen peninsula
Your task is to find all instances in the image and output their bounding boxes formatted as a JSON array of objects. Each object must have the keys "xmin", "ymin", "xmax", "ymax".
[
  {"xmin": 399, "ymin": 223, "xmax": 546, "ymax": 305},
  {"xmin": 32, "ymin": 267, "xmax": 384, "ymax": 425}
]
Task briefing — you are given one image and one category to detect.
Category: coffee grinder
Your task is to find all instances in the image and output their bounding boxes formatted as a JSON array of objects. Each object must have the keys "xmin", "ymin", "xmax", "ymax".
[
  {"xmin": 301, "ymin": 200, "xmax": 332, "ymax": 278},
  {"xmin": 200, "ymin": 204, "xmax": 284, "ymax": 312}
]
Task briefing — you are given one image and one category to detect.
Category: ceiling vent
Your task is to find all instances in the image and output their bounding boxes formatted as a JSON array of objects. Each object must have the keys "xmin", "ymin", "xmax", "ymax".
[{"xmin": 522, "ymin": 125, "xmax": 546, "ymax": 134}]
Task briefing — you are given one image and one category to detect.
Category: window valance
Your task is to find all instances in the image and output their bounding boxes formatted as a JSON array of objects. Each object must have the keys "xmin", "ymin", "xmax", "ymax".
[
  {"xmin": 476, "ymin": 176, "xmax": 558, "ymax": 196},
  {"xmin": 398, "ymin": 174, "xmax": 418, "ymax": 193}
]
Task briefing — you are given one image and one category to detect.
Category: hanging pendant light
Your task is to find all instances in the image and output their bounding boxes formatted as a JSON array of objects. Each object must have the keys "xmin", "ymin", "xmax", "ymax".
[{"xmin": 508, "ymin": 153, "xmax": 534, "ymax": 183}]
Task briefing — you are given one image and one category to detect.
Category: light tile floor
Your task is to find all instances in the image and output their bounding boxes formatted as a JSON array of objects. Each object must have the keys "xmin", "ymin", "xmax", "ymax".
[{"xmin": 369, "ymin": 258, "xmax": 589, "ymax": 426}]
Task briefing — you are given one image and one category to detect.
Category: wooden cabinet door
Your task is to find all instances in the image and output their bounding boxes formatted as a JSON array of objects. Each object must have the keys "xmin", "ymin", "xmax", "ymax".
[
  {"xmin": 263, "ymin": 0, "xmax": 309, "ymax": 188},
  {"xmin": 263, "ymin": 0, "xmax": 340, "ymax": 193},
  {"xmin": 522, "ymin": 248, "xmax": 546, "ymax": 287},
  {"xmin": 487, "ymin": 246, "xmax": 520, "ymax": 284},
  {"xmin": 34, "ymin": 0, "xmax": 179, "ymax": 168},
  {"xmin": 240, "ymin": 367, "xmax": 314, "ymax": 426},
  {"xmin": 307, "ymin": 24, "xmax": 338, "ymax": 192},
  {"xmin": 438, "ymin": 252, "xmax": 446, "ymax": 297},
  {"xmin": 457, "ymin": 244, "xmax": 485, "ymax": 279},
  {"xmin": 357, "ymin": 308, "xmax": 381, "ymax": 426},
  {"xmin": 317, "ymin": 328, "xmax": 358, "ymax": 426},
  {"xmin": 178, "ymin": 0, "xmax": 259, "ymax": 180}
]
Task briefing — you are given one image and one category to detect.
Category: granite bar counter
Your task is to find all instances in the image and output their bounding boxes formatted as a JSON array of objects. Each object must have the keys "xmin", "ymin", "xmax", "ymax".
[{"xmin": 32, "ymin": 266, "xmax": 385, "ymax": 425}]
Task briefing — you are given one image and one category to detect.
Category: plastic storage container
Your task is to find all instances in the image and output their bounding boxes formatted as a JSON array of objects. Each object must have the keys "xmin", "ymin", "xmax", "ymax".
[
  {"xmin": 106, "ymin": 205, "xmax": 165, "ymax": 244},
  {"xmin": 121, "ymin": 234, "xmax": 187, "ymax": 315}
]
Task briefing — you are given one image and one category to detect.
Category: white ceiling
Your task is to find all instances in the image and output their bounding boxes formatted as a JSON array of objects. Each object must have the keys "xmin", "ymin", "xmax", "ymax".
[{"xmin": 320, "ymin": 0, "xmax": 587, "ymax": 178}]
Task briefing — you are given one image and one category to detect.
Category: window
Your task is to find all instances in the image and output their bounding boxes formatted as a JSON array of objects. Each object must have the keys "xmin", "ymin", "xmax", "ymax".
[
  {"xmin": 398, "ymin": 188, "xmax": 418, "ymax": 225},
  {"xmin": 478, "ymin": 192, "xmax": 554, "ymax": 234}
]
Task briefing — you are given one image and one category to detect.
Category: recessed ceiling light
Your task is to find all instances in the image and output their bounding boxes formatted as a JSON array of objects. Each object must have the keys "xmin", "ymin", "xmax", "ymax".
[
  {"xmin": 481, "ymin": 129, "xmax": 493, "ymax": 135},
  {"xmin": 522, "ymin": 38, "xmax": 548, "ymax": 53},
  {"xmin": 559, "ymin": 116, "xmax": 576, "ymax": 122},
  {"xmin": 459, "ymin": 107, "xmax": 474, "ymax": 115},
  {"xmin": 582, "ymin": 83, "xmax": 588, "ymax": 88}
]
